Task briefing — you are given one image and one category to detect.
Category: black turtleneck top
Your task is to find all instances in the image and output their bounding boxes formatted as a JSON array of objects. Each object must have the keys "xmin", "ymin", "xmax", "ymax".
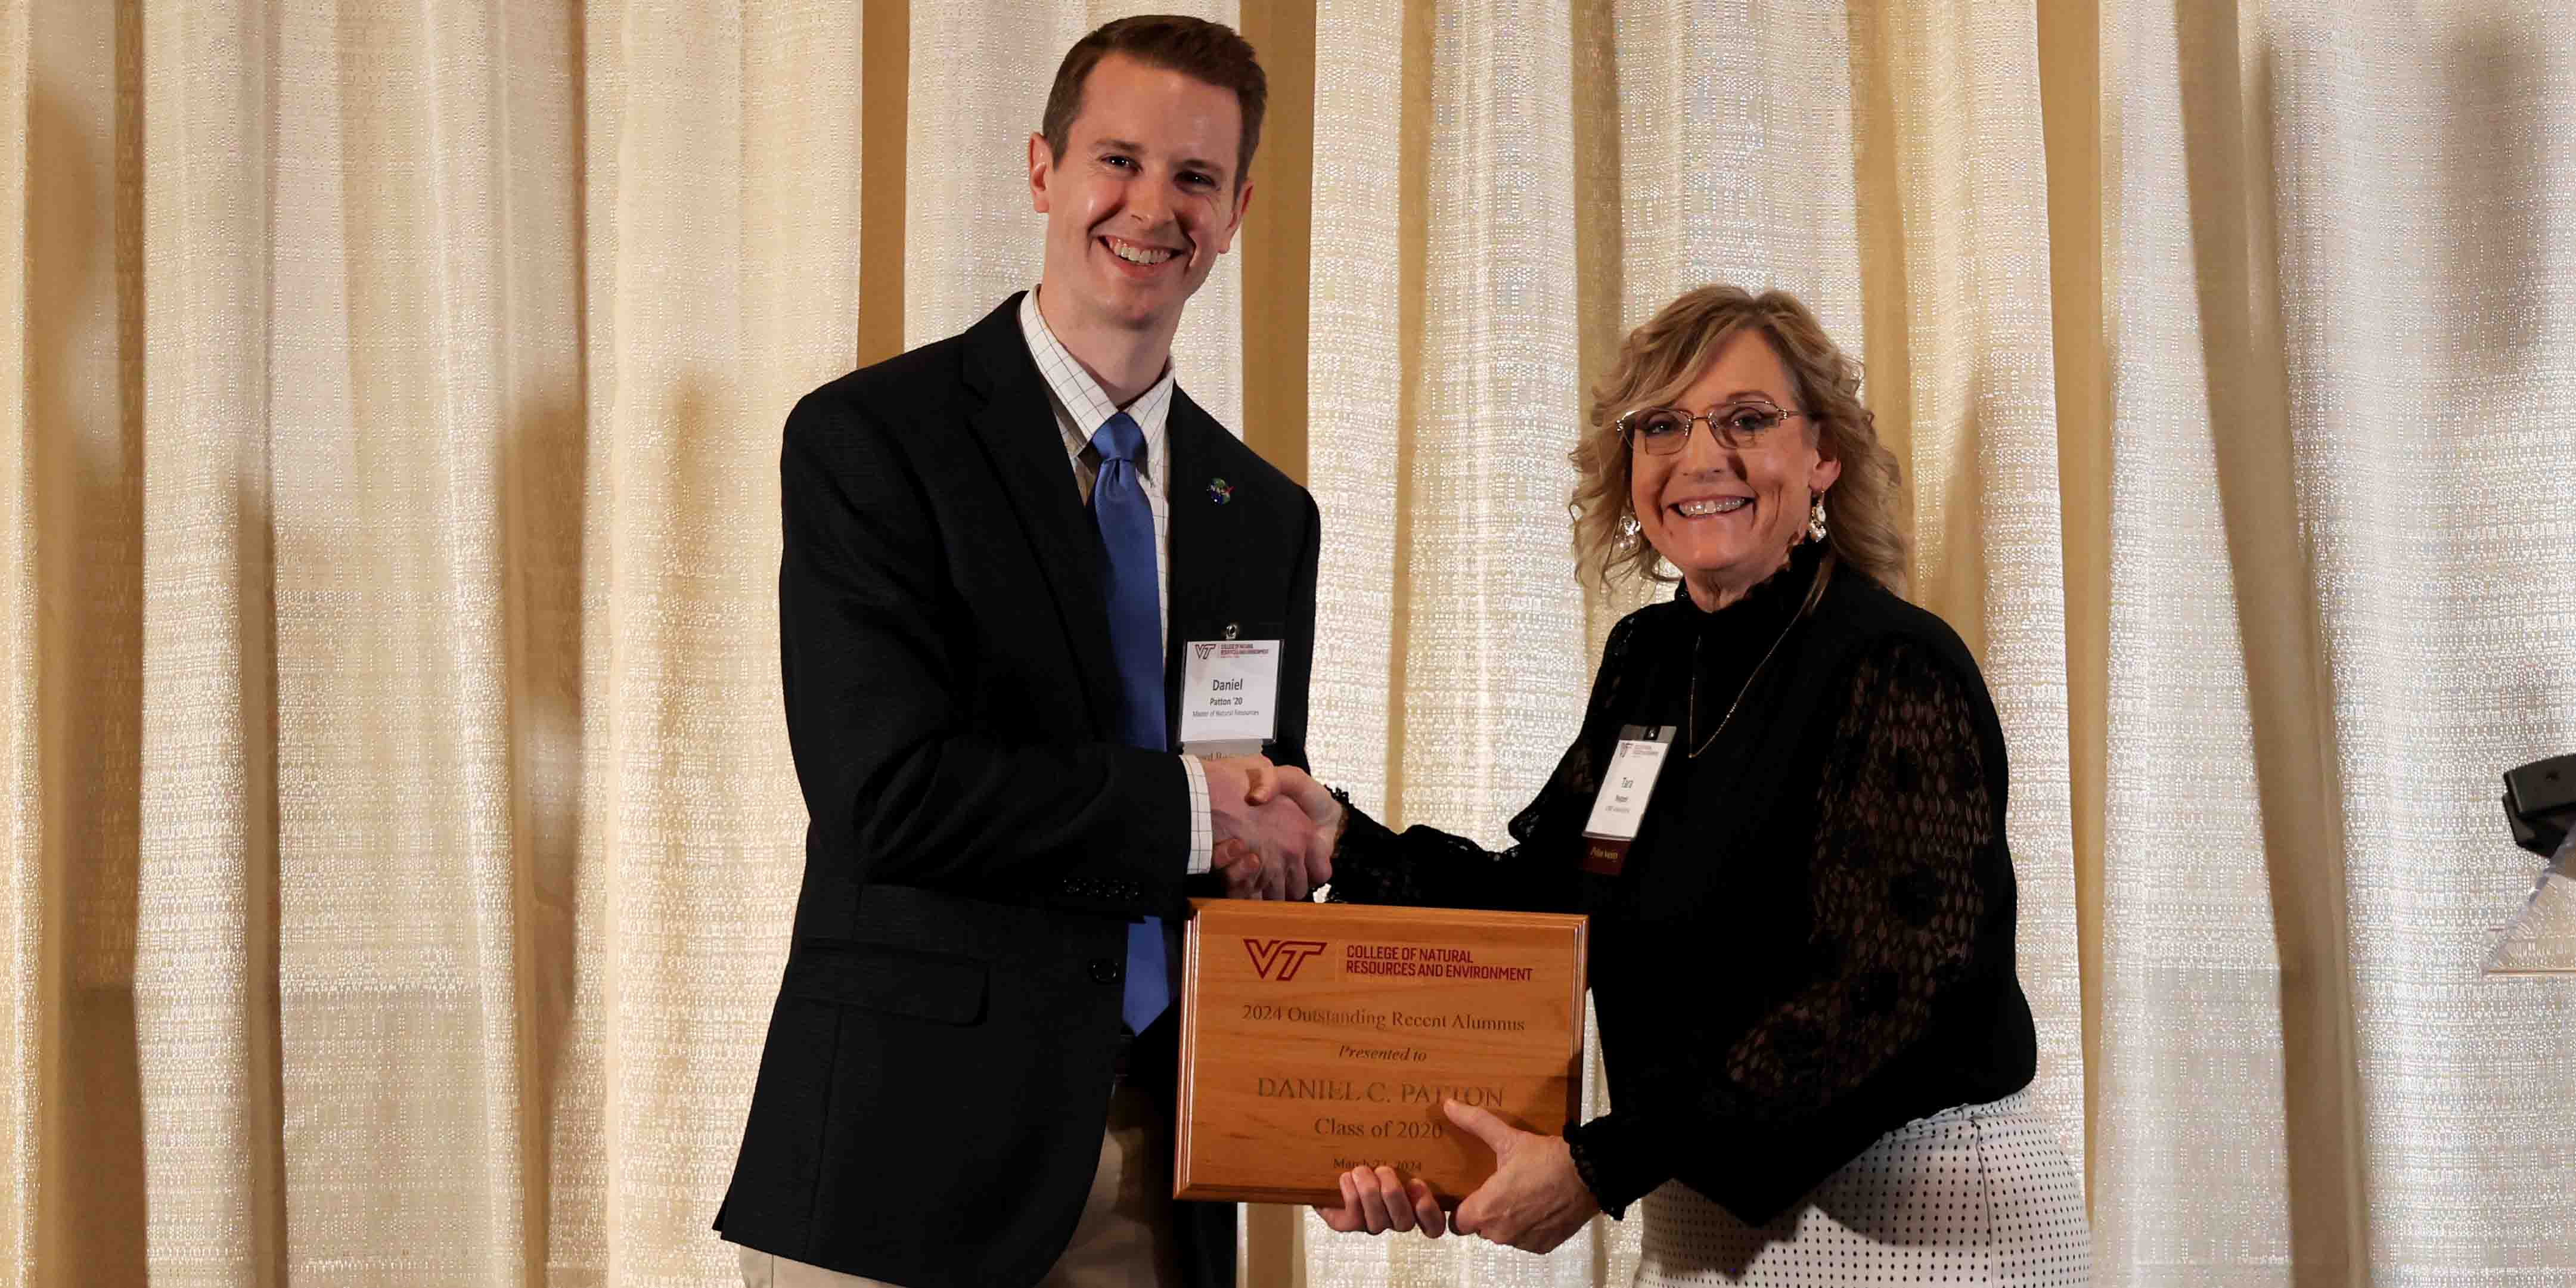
[{"xmin": 1326, "ymin": 542, "xmax": 2037, "ymax": 1225}]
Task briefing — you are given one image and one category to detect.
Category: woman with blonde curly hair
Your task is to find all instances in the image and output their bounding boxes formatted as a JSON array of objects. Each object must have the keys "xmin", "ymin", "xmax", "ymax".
[{"xmin": 1274, "ymin": 286, "xmax": 2090, "ymax": 1284}]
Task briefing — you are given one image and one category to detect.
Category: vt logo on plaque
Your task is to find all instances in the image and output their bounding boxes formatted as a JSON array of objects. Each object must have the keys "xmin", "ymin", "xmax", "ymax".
[{"xmin": 1243, "ymin": 938, "xmax": 1328, "ymax": 982}]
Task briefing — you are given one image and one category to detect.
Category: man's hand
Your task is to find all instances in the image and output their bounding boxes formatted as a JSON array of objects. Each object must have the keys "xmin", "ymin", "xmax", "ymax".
[
  {"xmin": 1443, "ymin": 1101, "xmax": 1599, "ymax": 1254},
  {"xmin": 1203, "ymin": 755, "xmax": 1330, "ymax": 899},
  {"xmin": 1314, "ymin": 1164, "xmax": 1447, "ymax": 1238},
  {"xmin": 1211, "ymin": 839, "xmax": 1265, "ymax": 899}
]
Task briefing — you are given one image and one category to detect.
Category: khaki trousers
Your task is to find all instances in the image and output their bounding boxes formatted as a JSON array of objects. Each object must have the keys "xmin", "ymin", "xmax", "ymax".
[{"xmin": 735, "ymin": 1084, "xmax": 1181, "ymax": 1288}]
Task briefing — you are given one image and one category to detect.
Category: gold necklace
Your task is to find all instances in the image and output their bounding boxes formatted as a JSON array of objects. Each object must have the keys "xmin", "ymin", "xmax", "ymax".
[{"xmin": 1685, "ymin": 561, "xmax": 1829, "ymax": 759}]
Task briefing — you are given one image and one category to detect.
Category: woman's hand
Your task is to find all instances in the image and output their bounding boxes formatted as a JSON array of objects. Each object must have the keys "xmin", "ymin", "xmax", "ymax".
[
  {"xmin": 1204, "ymin": 755, "xmax": 1326, "ymax": 899},
  {"xmin": 1444, "ymin": 1100, "xmax": 1600, "ymax": 1254},
  {"xmin": 1266, "ymin": 765, "xmax": 1344, "ymax": 893},
  {"xmin": 1314, "ymin": 1165, "xmax": 1447, "ymax": 1237}
]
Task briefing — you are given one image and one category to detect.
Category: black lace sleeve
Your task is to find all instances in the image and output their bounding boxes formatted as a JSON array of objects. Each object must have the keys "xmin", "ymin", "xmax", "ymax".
[
  {"xmin": 1324, "ymin": 613, "xmax": 1655, "ymax": 911},
  {"xmin": 1564, "ymin": 637, "xmax": 1998, "ymax": 1216},
  {"xmin": 1321, "ymin": 800, "xmax": 1547, "ymax": 910},
  {"xmin": 1727, "ymin": 638, "xmax": 1990, "ymax": 1103}
]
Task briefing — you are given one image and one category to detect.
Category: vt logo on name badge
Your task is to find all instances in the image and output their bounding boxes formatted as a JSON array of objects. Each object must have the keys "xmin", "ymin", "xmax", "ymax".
[
  {"xmin": 1579, "ymin": 724, "xmax": 1677, "ymax": 876},
  {"xmin": 1178, "ymin": 637, "xmax": 1282, "ymax": 756}
]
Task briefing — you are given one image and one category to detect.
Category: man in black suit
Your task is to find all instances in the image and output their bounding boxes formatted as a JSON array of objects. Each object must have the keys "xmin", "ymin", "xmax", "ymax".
[{"xmin": 716, "ymin": 15, "xmax": 1331, "ymax": 1288}]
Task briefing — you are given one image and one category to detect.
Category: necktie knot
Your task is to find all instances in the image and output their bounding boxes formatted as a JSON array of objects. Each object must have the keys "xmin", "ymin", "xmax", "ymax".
[{"xmin": 1091, "ymin": 411, "xmax": 1144, "ymax": 465}]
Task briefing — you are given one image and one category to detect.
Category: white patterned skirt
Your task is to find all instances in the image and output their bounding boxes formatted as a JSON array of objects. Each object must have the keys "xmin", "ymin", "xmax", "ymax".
[{"xmin": 1634, "ymin": 1091, "xmax": 2090, "ymax": 1287}]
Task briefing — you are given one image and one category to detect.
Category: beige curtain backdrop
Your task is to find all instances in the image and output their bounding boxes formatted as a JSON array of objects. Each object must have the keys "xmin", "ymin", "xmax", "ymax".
[{"xmin": 5, "ymin": 2, "xmax": 2570, "ymax": 1286}]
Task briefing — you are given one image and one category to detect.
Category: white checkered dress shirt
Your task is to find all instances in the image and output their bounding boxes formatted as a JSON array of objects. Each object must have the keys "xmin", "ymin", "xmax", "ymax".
[{"xmin": 1019, "ymin": 288, "xmax": 1215, "ymax": 875}]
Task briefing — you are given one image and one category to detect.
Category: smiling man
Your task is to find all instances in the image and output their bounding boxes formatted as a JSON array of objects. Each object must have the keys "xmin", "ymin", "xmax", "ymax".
[{"xmin": 715, "ymin": 16, "xmax": 1328, "ymax": 1288}]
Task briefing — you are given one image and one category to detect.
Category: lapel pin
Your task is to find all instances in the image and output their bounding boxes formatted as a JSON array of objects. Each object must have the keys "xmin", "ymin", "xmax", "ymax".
[{"xmin": 1207, "ymin": 477, "xmax": 1233, "ymax": 505}]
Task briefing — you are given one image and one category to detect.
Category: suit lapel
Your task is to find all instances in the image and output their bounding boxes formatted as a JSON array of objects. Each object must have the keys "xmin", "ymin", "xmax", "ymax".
[
  {"xmin": 961, "ymin": 300, "xmax": 1121, "ymax": 740},
  {"xmin": 1161, "ymin": 391, "xmax": 1238, "ymax": 746}
]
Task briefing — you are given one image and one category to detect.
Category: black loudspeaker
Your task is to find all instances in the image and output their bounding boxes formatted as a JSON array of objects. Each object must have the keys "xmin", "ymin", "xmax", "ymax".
[{"xmin": 2504, "ymin": 754, "xmax": 2576, "ymax": 859}]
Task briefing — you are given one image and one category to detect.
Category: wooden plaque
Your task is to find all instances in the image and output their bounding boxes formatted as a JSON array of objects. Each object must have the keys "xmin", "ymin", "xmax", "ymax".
[{"xmin": 1173, "ymin": 899, "xmax": 1588, "ymax": 1206}]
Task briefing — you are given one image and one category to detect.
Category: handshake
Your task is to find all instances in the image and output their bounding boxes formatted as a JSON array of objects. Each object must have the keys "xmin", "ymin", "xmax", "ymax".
[{"xmin": 1199, "ymin": 757, "xmax": 1344, "ymax": 901}]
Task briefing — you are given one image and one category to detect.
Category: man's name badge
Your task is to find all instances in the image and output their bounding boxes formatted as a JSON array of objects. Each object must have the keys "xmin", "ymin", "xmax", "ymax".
[
  {"xmin": 1178, "ymin": 638, "xmax": 1281, "ymax": 759},
  {"xmin": 1579, "ymin": 725, "xmax": 1676, "ymax": 876}
]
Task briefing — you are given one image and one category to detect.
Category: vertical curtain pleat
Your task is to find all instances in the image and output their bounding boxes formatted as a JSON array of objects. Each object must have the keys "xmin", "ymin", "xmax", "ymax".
[
  {"xmin": 2, "ymin": 0, "xmax": 36, "ymax": 1280},
  {"xmin": 2093, "ymin": 2, "xmax": 2317, "ymax": 1279},
  {"xmin": 135, "ymin": 2, "xmax": 284, "ymax": 1284},
  {"xmin": 491, "ymin": 8, "xmax": 590, "ymax": 1286},
  {"xmin": 579, "ymin": 1, "xmax": 858, "ymax": 1281},
  {"xmin": 18, "ymin": 4, "xmax": 148, "ymax": 1285},
  {"xmin": 1849, "ymin": 0, "xmax": 2085, "ymax": 1166},
  {"xmin": 2033, "ymin": 0, "xmax": 2112, "ymax": 1230},
  {"xmin": 1399, "ymin": 0, "xmax": 1587, "ymax": 848},
  {"xmin": 265, "ymin": 3, "xmax": 532, "ymax": 1280},
  {"xmin": 1618, "ymin": 0, "xmax": 1863, "ymax": 330},
  {"xmin": 1303, "ymin": 0, "xmax": 1405, "ymax": 813},
  {"xmin": 901, "ymin": 0, "xmax": 1076, "ymax": 350}
]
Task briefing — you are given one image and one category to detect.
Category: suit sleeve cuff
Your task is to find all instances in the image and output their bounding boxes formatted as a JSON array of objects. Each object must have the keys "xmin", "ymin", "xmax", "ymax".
[{"xmin": 1180, "ymin": 753, "xmax": 1213, "ymax": 875}]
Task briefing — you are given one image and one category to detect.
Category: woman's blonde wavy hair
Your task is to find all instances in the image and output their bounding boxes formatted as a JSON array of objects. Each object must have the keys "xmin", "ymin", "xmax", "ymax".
[{"xmin": 1570, "ymin": 285, "xmax": 1908, "ymax": 598}]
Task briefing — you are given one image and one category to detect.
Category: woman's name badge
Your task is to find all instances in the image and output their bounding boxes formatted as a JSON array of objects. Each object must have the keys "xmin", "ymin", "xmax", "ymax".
[
  {"xmin": 1177, "ymin": 638, "xmax": 1282, "ymax": 756},
  {"xmin": 1579, "ymin": 725, "xmax": 1676, "ymax": 876}
]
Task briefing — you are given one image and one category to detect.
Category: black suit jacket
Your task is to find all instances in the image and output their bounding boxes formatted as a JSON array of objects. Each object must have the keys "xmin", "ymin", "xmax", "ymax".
[{"xmin": 716, "ymin": 296, "xmax": 1320, "ymax": 1288}]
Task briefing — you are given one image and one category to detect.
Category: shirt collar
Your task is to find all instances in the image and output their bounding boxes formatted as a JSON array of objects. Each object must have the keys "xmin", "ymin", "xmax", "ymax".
[{"xmin": 1019, "ymin": 287, "xmax": 1177, "ymax": 473}]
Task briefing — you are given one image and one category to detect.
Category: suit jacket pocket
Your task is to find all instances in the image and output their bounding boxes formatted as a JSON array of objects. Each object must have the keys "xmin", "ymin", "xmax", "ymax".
[{"xmin": 782, "ymin": 940, "xmax": 988, "ymax": 1025}]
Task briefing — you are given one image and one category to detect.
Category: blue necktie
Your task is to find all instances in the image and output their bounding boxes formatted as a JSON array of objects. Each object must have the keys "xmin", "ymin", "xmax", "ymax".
[{"xmin": 1090, "ymin": 412, "xmax": 1173, "ymax": 1033}]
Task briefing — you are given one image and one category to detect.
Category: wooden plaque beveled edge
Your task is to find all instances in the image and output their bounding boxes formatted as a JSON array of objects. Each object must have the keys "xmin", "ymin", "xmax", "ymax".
[{"xmin": 1171, "ymin": 898, "xmax": 1591, "ymax": 1207}]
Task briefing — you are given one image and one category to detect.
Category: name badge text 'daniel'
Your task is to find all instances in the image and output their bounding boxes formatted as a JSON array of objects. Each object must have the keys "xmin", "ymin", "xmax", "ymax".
[{"xmin": 1178, "ymin": 638, "xmax": 1282, "ymax": 750}]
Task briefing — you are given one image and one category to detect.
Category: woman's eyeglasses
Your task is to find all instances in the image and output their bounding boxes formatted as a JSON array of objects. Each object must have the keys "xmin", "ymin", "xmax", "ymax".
[{"xmin": 1616, "ymin": 401, "xmax": 1809, "ymax": 454}]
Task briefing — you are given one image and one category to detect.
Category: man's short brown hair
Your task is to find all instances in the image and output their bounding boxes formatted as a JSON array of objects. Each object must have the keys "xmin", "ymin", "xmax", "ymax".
[{"xmin": 1040, "ymin": 14, "xmax": 1267, "ymax": 186}]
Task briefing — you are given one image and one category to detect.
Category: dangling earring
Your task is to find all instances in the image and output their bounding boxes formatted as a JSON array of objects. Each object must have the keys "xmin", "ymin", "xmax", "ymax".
[
  {"xmin": 1617, "ymin": 511, "xmax": 1642, "ymax": 548},
  {"xmin": 1806, "ymin": 494, "xmax": 1829, "ymax": 544}
]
